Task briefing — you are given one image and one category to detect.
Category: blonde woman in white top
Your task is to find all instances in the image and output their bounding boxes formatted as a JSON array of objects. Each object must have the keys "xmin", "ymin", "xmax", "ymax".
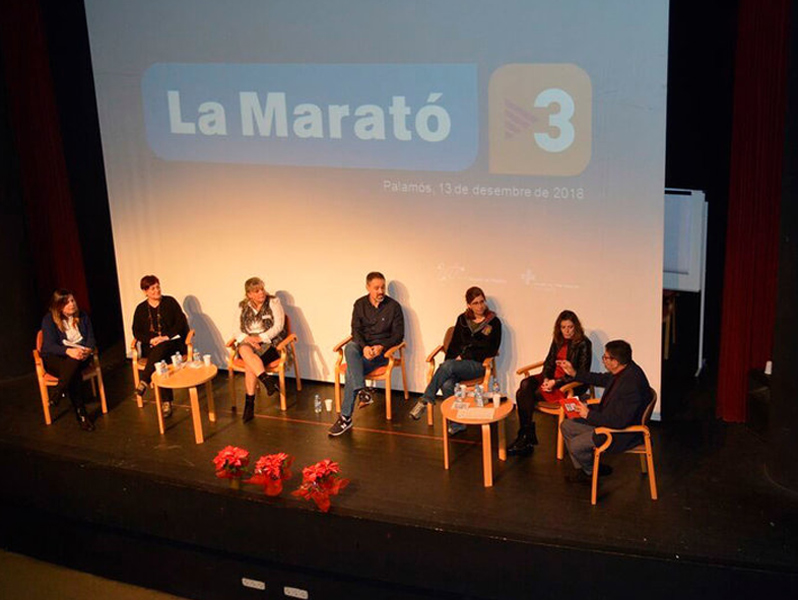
[{"xmin": 233, "ymin": 277, "xmax": 285, "ymax": 422}]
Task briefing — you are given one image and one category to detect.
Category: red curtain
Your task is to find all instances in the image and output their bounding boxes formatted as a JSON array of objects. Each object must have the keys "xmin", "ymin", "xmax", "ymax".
[
  {"xmin": 717, "ymin": 0, "xmax": 791, "ymax": 422},
  {"xmin": 0, "ymin": 0, "xmax": 90, "ymax": 311}
]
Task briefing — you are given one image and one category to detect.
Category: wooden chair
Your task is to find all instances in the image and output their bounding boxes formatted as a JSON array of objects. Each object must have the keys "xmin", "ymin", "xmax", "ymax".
[
  {"xmin": 515, "ymin": 360, "xmax": 592, "ymax": 460},
  {"xmin": 131, "ymin": 330, "xmax": 195, "ymax": 408},
  {"xmin": 225, "ymin": 315, "xmax": 302, "ymax": 412},
  {"xmin": 33, "ymin": 331, "xmax": 108, "ymax": 425},
  {"xmin": 333, "ymin": 336, "xmax": 408, "ymax": 421},
  {"xmin": 591, "ymin": 390, "xmax": 658, "ymax": 505},
  {"xmin": 424, "ymin": 326, "xmax": 496, "ymax": 426}
]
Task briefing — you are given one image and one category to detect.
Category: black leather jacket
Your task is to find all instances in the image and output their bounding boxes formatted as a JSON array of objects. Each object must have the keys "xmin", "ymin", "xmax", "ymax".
[{"xmin": 542, "ymin": 337, "xmax": 593, "ymax": 394}]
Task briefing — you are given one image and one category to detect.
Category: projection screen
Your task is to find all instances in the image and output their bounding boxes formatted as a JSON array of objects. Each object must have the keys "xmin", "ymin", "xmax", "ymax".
[{"xmin": 85, "ymin": 0, "xmax": 669, "ymax": 409}]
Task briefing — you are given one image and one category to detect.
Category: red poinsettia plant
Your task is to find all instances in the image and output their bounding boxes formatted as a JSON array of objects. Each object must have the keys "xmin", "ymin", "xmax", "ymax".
[
  {"xmin": 292, "ymin": 459, "xmax": 350, "ymax": 512},
  {"xmin": 247, "ymin": 452, "xmax": 294, "ymax": 496},
  {"xmin": 212, "ymin": 446, "xmax": 250, "ymax": 482}
]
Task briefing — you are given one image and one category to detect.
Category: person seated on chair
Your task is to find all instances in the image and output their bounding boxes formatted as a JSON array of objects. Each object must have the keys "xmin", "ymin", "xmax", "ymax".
[
  {"xmin": 232, "ymin": 277, "xmax": 283, "ymax": 423},
  {"xmin": 40, "ymin": 289, "xmax": 97, "ymax": 432},
  {"xmin": 328, "ymin": 271, "xmax": 404, "ymax": 437},
  {"xmin": 132, "ymin": 275, "xmax": 189, "ymax": 418},
  {"xmin": 558, "ymin": 339, "xmax": 651, "ymax": 483},
  {"xmin": 409, "ymin": 286, "xmax": 502, "ymax": 436},
  {"xmin": 508, "ymin": 310, "xmax": 592, "ymax": 457}
]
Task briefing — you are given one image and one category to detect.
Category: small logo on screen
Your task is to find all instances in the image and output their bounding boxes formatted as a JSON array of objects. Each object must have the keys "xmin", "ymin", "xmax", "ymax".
[{"xmin": 489, "ymin": 64, "xmax": 592, "ymax": 176}]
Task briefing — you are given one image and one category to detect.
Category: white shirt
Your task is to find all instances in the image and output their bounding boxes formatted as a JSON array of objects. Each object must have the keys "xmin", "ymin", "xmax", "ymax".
[{"xmin": 233, "ymin": 296, "xmax": 285, "ymax": 344}]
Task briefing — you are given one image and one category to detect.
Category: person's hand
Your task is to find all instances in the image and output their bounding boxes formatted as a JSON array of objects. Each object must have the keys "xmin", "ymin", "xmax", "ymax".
[
  {"xmin": 150, "ymin": 335, "xmax": 168, "ymax": 347},
  {"xmin": 79, "ymin": 347, "xmax": 92, "ymax": 360},
  {"xmin": 245, "ymin": 335, "xmax": 262, "ymax": 349},
  {"xmin": 372, "ymin": 344, "xmax": 384, "ymax": 357},
  {"xmin": 66, "ymin": 347, "xmax": 83, "ymax": 360},
  {"xmin": 541, "ymin": 378, "xmax": 556, "ymax": 392},
  {"xmin": 575, "ymin": 398, "xmax": 589, "ymax": 419},
  {"xmin": 557, "ymin": 359, "xmax": 576, "ymax": 377}
]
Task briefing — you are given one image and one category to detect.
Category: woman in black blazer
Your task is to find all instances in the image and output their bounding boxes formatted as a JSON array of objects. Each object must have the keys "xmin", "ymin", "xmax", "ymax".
[
  {"xmin": 40, "ymin": 289, "xmax": 96, "ymax": 431},
  {"xmin": 509, "ymin": 310, "xmax": 592, "ymax": 456}
]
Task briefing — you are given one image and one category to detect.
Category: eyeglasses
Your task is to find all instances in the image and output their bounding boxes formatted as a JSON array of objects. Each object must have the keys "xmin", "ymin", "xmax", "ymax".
[{"xmin": 601, "ymin": 354, "xmax": 615, "ymax": 362}]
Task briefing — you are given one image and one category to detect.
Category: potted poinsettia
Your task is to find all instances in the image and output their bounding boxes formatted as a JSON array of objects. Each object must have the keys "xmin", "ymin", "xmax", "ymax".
[
  {"xmin": 247, "ymin": 452, "xmax": 294, "ymax": 496},
  {"xmin": 292, "ymin": 459, "xmax": 349, "ymax": 512},
  {"xmin": 212, "ymin": 445, "xmax": 250, "ymax": 489}
]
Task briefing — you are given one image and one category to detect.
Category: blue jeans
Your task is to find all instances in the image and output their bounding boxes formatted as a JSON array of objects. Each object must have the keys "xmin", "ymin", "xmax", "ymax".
[
  {"xmin": 422, "ymin": 359, "xmax": 485, "ymax": 405},
  {"xmin": 342, "ymin": 342, "xmax": 388, "ymax": 417}
]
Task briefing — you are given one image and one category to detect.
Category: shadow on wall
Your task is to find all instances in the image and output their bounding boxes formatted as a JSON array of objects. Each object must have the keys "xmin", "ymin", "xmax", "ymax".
[
  {"xmin": 183, "ymin": 295, "xmax": 227, "ymax": 366},
  {"xmin": 488, "ymin": 295, "xmax": 514, "ymax": 395},
  {"xmin": 275, "ymin": 290, "xmax": 329, "ymax": 380},
  {"xmin": 388, "ymin": 280, "xmax": 422, "ymax": 392}
]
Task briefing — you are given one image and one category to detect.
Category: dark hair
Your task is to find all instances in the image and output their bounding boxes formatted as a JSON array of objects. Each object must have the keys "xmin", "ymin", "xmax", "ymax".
[
  {"xmin": 605, "ymin": 340, "xmax": 632, "ymax": 365},
  {"xmin": 552, "ymin": 310, "xmax": 585, "ymax": 346},
  {"xmin": 464, "ymin": 286, "xmax": 487, "ymax": 320},
  {"xmin": 140, "ymin": 275, "xmax": 160, "ymax": 290},
  {"xmin": 366, "ymin": 271, "xmax": 385, "ymax": 284},
  {"xmin": 49, "ymin": 288, "xmax": 80, "ymax": 333}
]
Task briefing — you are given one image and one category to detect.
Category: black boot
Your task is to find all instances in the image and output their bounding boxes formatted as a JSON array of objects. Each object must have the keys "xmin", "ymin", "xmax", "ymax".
[
  {"xmin": 257, "ymin": 372, "xmax": 278, "ymax": 395},
  {"xmin": 135, "ymin": 381, "xmax": 148, "ymax": 398},
  {"xmin": 242, "ymin": 394, "xmax": 255, "ymax": 423},
  {"xmin": 527, "ymin": 422, "xmax": 539, "ymax": 445},
  {"xmin": 508, "ymin": 424, "xmax": 537, "ymax": 456},
  {"xmin": 76, "ymin": 407, "xmax": 94, "ymax": 432}
]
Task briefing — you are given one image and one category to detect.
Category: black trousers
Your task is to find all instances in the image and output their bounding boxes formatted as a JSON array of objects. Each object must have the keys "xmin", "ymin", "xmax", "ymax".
[
  {"xmin": 141, "ymin": 339, "xmax": 187, "ymax": 402},
  {"xmin": 515, "ymin": 375, "xmax": 543, "ymax": 432},
  {"xmin": 43, "ymin": 354, "xmax": 92, "ymax": 410}
]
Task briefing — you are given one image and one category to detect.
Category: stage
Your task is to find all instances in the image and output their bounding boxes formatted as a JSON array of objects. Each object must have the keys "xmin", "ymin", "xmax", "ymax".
[{"xmin": 1, "ymin": 353, "xmax": 796, "ymax": 599}]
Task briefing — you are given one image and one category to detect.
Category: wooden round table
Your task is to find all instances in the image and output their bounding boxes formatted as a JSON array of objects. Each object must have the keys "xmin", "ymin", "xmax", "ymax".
[
  {"xmin": 152, "ymin": 364, "xmax": 217, "ymax": 444},
  {"xmin": 440, "ymin": 395, "xmax": 515, "ymax": 487}
]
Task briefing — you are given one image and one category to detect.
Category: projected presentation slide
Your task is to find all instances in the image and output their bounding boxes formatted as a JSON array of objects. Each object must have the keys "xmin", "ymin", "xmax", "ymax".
[{"xmin": 85, "ymin": 0, "xmax": 668, "ymax": 399}]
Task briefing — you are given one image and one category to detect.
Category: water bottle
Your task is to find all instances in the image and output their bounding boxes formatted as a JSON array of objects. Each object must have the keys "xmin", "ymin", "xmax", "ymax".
[
  {"xmin": 454, "ymin": 383, "xmax": 463, "ymax": 400},
  {"xmin": 492, "ymin": 377, "xmax": 501, "ymax": 407},
  {"xmin": 314, "ymin": 393, "xmax": 322, "ymax": 414},
  {"xmin": 193, "ymin": 348, "xmax": 202, "ymax": 367},
  {"xmin": 474, "ymin": 384, "xmax": 484, "ymax": 407}
]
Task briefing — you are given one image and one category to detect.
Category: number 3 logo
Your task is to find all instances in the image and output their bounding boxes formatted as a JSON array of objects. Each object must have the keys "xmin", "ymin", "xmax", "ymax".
[
  {"xmin": 489, "ymin": 64, "xmax": 591, "ymax": 176},
  {"xmin": 534, "ymin": 88, "xmax": 575, "ymax": 153}
]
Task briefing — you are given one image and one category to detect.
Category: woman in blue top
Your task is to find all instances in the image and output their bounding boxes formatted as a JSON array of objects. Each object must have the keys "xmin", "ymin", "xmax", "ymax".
[{"xmin": 40, "ymin": 289, "xmax": 96, "ymax": 431}]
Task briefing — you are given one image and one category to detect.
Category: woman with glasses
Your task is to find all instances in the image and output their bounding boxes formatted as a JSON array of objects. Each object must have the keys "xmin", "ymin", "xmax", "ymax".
[{"xmin": 409, "ymin": 286, "xmax": 502, "ymax": 435}]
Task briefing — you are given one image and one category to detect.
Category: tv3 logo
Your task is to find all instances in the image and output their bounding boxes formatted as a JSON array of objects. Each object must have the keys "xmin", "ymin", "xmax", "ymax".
[{"xmin": 489, "ymin": 64, "xmax": 591, "ymax": 176}]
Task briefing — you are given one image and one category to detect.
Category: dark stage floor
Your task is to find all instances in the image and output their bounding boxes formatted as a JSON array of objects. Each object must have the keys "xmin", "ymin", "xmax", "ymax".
[{"xmin": 1, "ymin": 352, "xmax": 797, "ymax": 598}]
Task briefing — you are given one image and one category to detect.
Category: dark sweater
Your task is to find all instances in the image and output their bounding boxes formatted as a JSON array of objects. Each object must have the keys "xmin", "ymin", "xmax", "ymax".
[
  {"xmin": 350, "ymin": 295, "xmax": 404, "ymax": 349},
  {"xmin": 575, "ymin": 361, "xmax": 652, "ymax": 452},
  {"xmin": 41, "ymin": 311, "xmax": 96, "ymax": 357},
  {"xmin": 445, "ymin": 312, "xmax": 502, "ymax": 363},
  {"xmin": 132, "ymin": 295, "xmax": 189, "ymax": 346}
]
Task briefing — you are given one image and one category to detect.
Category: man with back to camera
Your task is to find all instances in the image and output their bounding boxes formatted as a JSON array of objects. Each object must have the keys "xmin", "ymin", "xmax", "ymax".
[
  {"xmin": 557, "ymin": 339, "xmax": 651, "ymax": 483},
  {"xmin": 328, "ymin": 271, "xmax": 405, "ymax": 437}
]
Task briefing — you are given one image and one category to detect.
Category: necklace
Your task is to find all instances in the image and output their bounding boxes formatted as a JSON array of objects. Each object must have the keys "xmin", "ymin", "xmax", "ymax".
[{"xmin": 147, "ymin": 304, "xmax": 162, "ymax": 335}]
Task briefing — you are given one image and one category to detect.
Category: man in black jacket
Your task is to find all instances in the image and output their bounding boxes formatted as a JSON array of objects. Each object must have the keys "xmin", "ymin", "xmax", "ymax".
[
  {"xmin": 558, "ymin": 340, "xmax": 651, "ymax": 482},
  {"xmin": 328, "ymin": 272, "xmax": 404, "ymax": 437}
]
